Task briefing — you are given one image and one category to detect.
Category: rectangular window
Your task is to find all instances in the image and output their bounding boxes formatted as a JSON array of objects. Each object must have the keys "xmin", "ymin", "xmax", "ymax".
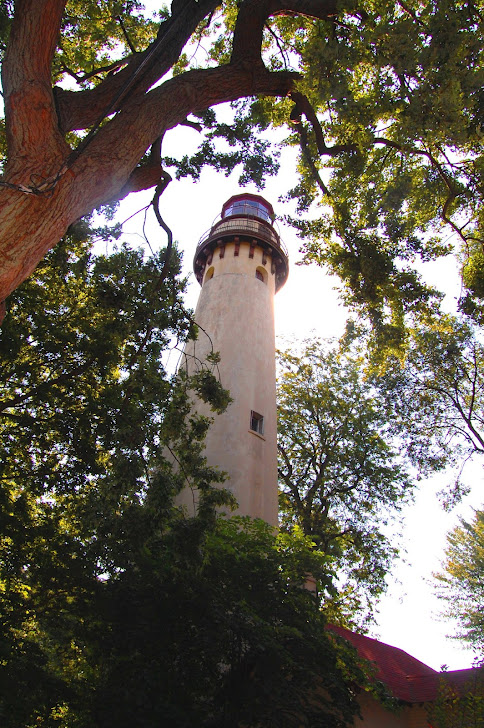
[{"xmin": 250, "ymin": 411, "xmax": 264, "ymax": 435}]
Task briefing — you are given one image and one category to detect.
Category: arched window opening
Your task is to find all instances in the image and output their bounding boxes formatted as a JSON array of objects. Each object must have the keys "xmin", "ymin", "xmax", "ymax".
[
  {"xmin": 204, "ymin": 266, "xmax": 214, "ymax": 283},
  {"xmin": 255, "ymin": 267, "xmax": 267, "ymax": 284}
]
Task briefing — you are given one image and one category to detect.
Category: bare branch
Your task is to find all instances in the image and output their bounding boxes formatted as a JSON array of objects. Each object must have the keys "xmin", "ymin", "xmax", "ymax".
[
  {"xmin": 59, "ymin": 57, "xmax": 130, "ymax": 84},
  {"xmin": 151, "ymin": 173, "xmax": 174, "ymax": 293},
  {"xmin": 264, "ymin": 22, "xmax": 290, "ymax": 69},
  {"xmin": 116, "ymin": 14, "xmax": 137, "ymax": 54}
]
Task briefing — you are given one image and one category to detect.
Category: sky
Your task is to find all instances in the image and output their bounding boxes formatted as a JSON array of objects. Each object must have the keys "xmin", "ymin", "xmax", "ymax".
[{"xmin": 112, "ymin": 118, "xmax": 484, "ymax": 673}]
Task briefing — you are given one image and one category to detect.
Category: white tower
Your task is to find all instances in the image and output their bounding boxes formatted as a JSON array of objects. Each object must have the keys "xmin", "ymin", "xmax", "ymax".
[{"xmin": 181, "ymin": 194, "xmax": 289, "ymax": 526}]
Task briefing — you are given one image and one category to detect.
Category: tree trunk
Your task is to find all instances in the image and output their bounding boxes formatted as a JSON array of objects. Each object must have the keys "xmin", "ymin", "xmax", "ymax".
[
  {"xmin": 0, "ymin": 66, "xmax": 296, "ymax": 310},
  {"xmin": 0, "ymin": 0, "xmax": 338, "ymax": 318}
]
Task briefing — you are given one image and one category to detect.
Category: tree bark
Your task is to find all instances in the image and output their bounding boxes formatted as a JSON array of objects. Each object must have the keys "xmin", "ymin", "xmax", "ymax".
[
  {"xmin": 0, "ymin": 0, "xmax": 337, "ymax": 317},
  {"xmin": 54, "ymin": 0, "xmax": 220, "ymax": 133},
  {"xmin": 2, "ymin": 0, "xmax": 68, "ymax": 181},
  {"xmin": 0, "ymin": 65, "xmax": 296, "ymax": 306}
]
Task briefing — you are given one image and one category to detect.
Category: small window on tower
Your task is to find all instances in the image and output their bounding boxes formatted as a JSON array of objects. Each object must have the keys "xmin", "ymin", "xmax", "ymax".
[
  {"xmin": 250, "ymin": 411, "xmax": 264, "ymax": 435},
  {"xmin": 255, "ymin": 267, "xmax": 268, "ymax": 284}
]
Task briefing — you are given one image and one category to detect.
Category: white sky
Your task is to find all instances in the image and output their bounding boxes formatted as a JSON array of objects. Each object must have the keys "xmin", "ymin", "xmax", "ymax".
[{"xmin": 113, "ymin": 118, "xmax": 483, "ymax": 672}]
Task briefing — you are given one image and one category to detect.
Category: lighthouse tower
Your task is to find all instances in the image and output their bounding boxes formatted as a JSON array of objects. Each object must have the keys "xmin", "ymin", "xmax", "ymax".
[{"xmin": 181, "ymin": 193, "xmax": 289, "ymax": 526}]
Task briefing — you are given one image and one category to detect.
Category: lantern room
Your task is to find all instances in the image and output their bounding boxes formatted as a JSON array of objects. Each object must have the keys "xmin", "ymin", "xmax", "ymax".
[
  {"xmin": 193, "ymin": 193, "xmax": 289, "ymax": 292},
  {"xmin": 221, "ymin": 194, "xmax": 274, "ymax": 223}
]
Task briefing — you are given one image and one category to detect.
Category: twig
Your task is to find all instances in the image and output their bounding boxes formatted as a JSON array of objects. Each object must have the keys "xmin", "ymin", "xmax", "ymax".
[
  {"xmin": 116, "ymin": 15, "xmax": 137, "ymax": 54},
  {"xmin": 264, "ymin": 22, "xmax": 290, "ymax": 69},
  {"xmin": 60, "ymin": 57, "xmax": 130, "ymax": 84},
  {"xmin": 396, "ymin": 0, "xmax": 429, "ymax": 29}
]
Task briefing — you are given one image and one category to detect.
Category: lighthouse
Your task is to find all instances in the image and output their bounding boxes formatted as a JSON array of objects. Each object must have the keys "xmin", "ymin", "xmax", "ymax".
[{"xmin": 180, "ymin": 193, "xmax": 289, "ymax": 526}]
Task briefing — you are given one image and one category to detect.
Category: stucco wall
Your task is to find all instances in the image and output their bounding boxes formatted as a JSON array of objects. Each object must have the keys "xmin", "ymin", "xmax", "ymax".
[
  {"xmin": 178, "ymin": 240, "xmax": 280, "ymax": 525},
  {"xmin": 355, "ymin": 693, "xmax": 430, "ymax": 728}
]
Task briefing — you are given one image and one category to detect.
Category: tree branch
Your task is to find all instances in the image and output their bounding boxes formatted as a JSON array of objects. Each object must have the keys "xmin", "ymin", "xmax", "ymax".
[
  {"xmin": 370, "ymin": 136, "xmax": 482, "ymax": 246},
  {"xmin": 289, "ymin": 91, "xmax": 360, "ymax": 195},
  {"xmin": 3, "ymin": 0, "xmax": 69, "ymax": 178},
  {"xmin": 0, "ymin": 357, "xmax": 95, "ymax": 415},
  {"xmin": 0, "ymin": 1, "xmax": 341, "ymax": 307},
  {"xmin": 59, "ymin": 56, "xmax": 130, "ymax": 85},
  {"xmin": 77, "ymin": 65, "xmax": 299, "ymax": 209},
  {"xmin": 116, "ymin": 14, "xmax": 137, "ymax": 54},
  {"xmin": 396, "ymin": 0, "xmax": 428, "ymax": 30},
  {"xmin": 292, "ymin": 118, "xmax": 331, "ymax": 196},
  {"xmin": 151, "ymin": 172, "xmax": 174, "ymax": 293},
  {"xmin": 55, "ymin": 0, "xmax": 220, "ymax": 133},
  {"xmin": 117, "ymin": 160, "xmax": 167, "ymax": 200},
  {"xmin": 290, "ymin": 91, "xmax": 357, "ymax": 157},
  {"xmin": 231, "ymin": 0, "xmax": 338, "ymax": 67}
]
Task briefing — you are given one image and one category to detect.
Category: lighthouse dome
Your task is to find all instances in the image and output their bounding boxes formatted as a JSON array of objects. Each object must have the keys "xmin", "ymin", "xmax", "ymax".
[{"xmin": 193, "ymin": 193, "xmax": 289, "ymax": 291}]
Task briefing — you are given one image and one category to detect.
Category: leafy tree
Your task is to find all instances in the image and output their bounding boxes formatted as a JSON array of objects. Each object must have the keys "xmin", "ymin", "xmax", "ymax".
[
  {"xmin": 0, "ymin": 235, "xmax": 367, "ymax": 727},
  {"xmin": 86, "ymin": 516, "xmax": 366, "ymax": 728},
  {"xmin": 0, "ymin": 0, "xmax": 482, "ymax": 335},
  {"xmin": 0, "ymin": 229, "xmax": 228, "ymax": 725},
  {"xmin": 434, "ymin": 509, "xmax": 484, "ymax": 654},
  {"xmin": 287, "ymin": 0, "xmax": 484, "ymax": 333},
  {"xmin": 427, "ymin": 666, "xmax": 484, "ymax": 728},
  {"xmin": 375, "ymin": 313, "xmax": 484, "ymax": 503},
  {"xmin": 277, "ymin": 337, "xmax": 416, "ymax": 628}
]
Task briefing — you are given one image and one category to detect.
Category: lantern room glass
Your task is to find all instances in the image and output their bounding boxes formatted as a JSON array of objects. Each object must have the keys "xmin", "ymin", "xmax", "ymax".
[{"xmin": 223, "ymin": 198, "xmax": 272, "ymax": 223}]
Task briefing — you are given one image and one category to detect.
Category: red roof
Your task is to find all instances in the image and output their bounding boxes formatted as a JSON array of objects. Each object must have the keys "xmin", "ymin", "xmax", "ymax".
[{"xmin": 329, "ymin": 625, "xmax": 482, "ymax": 703}]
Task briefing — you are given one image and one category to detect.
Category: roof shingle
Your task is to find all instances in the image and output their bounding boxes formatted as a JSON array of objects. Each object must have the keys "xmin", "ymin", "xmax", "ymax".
[{"xmin": 329, "ymin": 625, "xmax": 481, "ymax": 703}]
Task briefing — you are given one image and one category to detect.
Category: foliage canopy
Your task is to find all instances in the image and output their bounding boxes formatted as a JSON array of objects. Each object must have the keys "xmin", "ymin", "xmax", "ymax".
[
  {"xmin": 277, "ymin": 337, "xmax": 416, "ymax": 628},
  {"xmin": 0, "ymin": 0, "xmax": 482, "ymax": 335},
  {"xmin": 434, "ymin": 508, "xmax": 484, "ymax": 654},
  {"xmin": 0, "ymin": 234, "xmax": 369, "ymax": 727}
]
